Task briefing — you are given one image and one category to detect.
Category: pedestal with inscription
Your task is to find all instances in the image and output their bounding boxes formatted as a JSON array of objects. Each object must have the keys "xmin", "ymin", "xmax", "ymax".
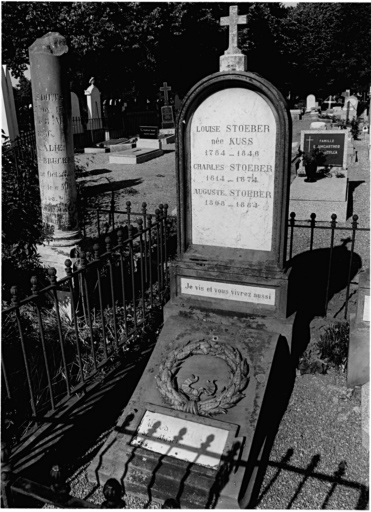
[
  {"xmin": 88, "ymin": 7, "xmax": 295, "ymax": 508},
  {"xmin": 29, "ymin": 32, "xmax": 81, "ymax": 248}
]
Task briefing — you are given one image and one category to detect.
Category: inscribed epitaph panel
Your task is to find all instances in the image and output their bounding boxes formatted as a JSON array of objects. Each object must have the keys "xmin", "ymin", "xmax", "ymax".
[{"xmin": 191, "ymin": 88, "xmax": 276, "ymax": 251}]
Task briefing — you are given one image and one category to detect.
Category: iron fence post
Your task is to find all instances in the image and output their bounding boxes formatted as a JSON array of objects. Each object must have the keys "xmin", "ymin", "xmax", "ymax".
[
  {"xmin": 324, "ymin": 214, "xmax": 337, "ymax": 317},
  {"xmin": 344, "ymin": 214, "xmax": 359, "ymax": 320}
]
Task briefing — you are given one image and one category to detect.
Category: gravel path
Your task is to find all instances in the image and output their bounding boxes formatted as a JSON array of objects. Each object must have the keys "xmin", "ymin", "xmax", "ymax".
[{"xmin": 65, "ymin": 128, "xmax": 370, "ymax": 509}]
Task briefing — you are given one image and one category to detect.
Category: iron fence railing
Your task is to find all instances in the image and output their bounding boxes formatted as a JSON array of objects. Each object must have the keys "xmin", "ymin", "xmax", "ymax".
[
  {"xmin": 287, "ymin": 212, "xmax": 369, "ymax": 319},
  {"xmin": 2, "ymin": 206, "xmax": 171, "ymax": 443},
  {"xmin": 1, "ymin": 131, "xmax": 37, "ymax": 172}
]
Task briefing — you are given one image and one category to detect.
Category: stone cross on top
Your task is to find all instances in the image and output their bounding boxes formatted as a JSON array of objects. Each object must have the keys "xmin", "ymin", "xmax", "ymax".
[
  {"xmin": 220, "ymin": 5, "xmax": 247, "ymax": 55},
  {"xmin": 219, "ymin": 5, "xmax": 247, "ymax": 72},
  {"xmin": 160, "ymin": 82, "xmax": 171, "ymax": 106}
]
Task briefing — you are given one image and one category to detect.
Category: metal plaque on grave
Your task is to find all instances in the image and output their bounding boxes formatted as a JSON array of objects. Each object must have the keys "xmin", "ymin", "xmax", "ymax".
[{"xmin": 300, "ymin": 130, "xmax": 347, "ymax": 168}]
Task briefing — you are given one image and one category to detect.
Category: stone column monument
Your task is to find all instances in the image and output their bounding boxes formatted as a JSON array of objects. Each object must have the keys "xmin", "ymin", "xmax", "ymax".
[{"xmin": 29, "ymin": 32, "xmax": 81, "ymax": 247}]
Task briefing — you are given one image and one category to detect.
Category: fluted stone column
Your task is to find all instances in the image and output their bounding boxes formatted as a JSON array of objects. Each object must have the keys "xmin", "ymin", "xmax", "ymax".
[{"xmin": 29, "ymin": 32, "xmax": 81, "ymax": 246}]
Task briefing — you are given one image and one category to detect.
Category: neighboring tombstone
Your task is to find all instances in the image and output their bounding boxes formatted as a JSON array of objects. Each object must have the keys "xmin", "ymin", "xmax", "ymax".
[
  {"xmin": 323, "ymin": 95, "xmax": 336, "ymax": 110},
  {"xmin": 306, "ymin": 94, "xmax": 316, "ymax": 112},
  {"xmin": 29, "ymin": 32, "xmax": 81, "ymax": 251},
  {"xmin": 290, "ymin": 129, "xmax": 349, "ymax": 221},
  {"xmin": 290, "ymin": 109, "xmax": 302, "ymax": 121},
  {"xmin": 310, "ymin": 121, "xmax": 327, "ymax": 130},
  {"xmin": 89, "ymin": 6, "xmax": 295, "ymax": 508},
  {"xmin": 300, "ymin": 130, "xmax": 348, "ymax": 169},
  {"xmin": 159, "ymin": 81, "xmax": 175, "ymax": 133},
  {"xmin": 70, "ymin": 91, "xmax": 83, "ymax": 134},
  {"xmin": 343, "ymin": 95, "xmax": 358, "ymax": 122},
  {"xmin": 1, "ymin": 65, "xmax": 19, "ymax": 143},
  {"xmin": 85, "ymin": 77, "xmax": 102, "ymax": 129}
]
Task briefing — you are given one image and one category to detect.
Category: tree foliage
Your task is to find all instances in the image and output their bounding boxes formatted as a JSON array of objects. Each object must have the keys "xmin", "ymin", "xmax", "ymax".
[
  {"xmin": 2, "ymin": 139, "xmax": 53, "ymax": 302},
  {"xmin": 2, "ymin": 2, "xmax": 370, "ymax": 106}
]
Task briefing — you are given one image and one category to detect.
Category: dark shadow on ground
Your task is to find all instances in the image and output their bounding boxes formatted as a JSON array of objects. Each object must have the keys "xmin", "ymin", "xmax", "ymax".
[
  {"xmin": 286, "ymin": 242, "xmax": 362, "ymax": 365},
  {"xmin": 8, "ymin": 340, "xmax": 158, "ymax": 506},
  {"xmin": 83, "ymin": 178, "xmax": 143, "ymax": 196},
  {"xmin": 80, "ymin": 168, "xmax": 113, "ymax": 178},
  {"xmin": 346, "ymin": 181, "xmax": 365, "ymax": 219}
]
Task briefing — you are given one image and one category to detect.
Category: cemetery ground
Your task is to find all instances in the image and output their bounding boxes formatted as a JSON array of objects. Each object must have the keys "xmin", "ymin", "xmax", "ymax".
[{"xmin": 47, "ymin": 120, "xmax": 370, "ymax": 509}]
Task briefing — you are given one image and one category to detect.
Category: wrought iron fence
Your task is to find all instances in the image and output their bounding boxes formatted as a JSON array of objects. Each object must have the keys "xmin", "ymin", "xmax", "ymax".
[
  {"xmin": 2, "ymin": 206, "xmax": 171, "ymax": 443},
  {"xmin": 1, "ymin": 131, "xmax": 37, "ymax": 172},
  {"xmin": 287, "ymin": 212, "xmax": 369, "ymax": 319}
]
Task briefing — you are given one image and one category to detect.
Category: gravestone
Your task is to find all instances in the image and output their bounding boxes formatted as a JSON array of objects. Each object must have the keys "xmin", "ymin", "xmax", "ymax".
[
  {"xmin": 306, "ymin": 94, "xmax": 316, "ymax": 112},
  {"xmin": 29, "ymin": 32, "xmax": 81, "ymax": 249},
  {"xmin": 1, "ymin": 65, "xmax": 19, "ymax": 143},
  {"xmin": 299, "ymin": 130, "xmax": 348, "ymax": 169},
  {"xmin": 85, "ymin": 77, "xmax": 102, "ymax": 129},
  {"xmin": 323, "ymin": 95, "xmax": 336, "ymax": 110},
  {"xmin": 343, "ymin": 95, "xmax": 358, "ymax": 122},
  {"xmin": 159, "ymin": 82, "xmax": 175, "ymax": 134},
  {"xmin": 290, "ymin": 129, "xmax": 349, "ymax": 222},
  {"xmin": 88, "ymin": 6, "xmax": 295, "ymax": 508}
]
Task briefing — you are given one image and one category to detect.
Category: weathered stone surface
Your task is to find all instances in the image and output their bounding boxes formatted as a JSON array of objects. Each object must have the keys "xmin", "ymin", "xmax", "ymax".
[
  {"xmin": 29, "ymin": 32, "xmax": 80, "ymax": 244},
  {"xmin": 136, "ymin": 138, "xmax": 163, "ymax": 150},
  {"xmin": 175, "ymin": 71, "xmax": 292, "ymax": 319},
  {"xmin": 88, "ymin": 313, "xmax": 285, "ymax": 508}
]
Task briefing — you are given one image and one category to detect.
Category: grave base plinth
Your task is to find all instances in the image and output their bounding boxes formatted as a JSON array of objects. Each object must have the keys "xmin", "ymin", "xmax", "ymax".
[
  {"xmin": 109, "ymin": 148, "xmax": 163, "ymax": 165},
  {"xmin": 87, "ymin": 309, "xmax": 293, "ymax": 508}
]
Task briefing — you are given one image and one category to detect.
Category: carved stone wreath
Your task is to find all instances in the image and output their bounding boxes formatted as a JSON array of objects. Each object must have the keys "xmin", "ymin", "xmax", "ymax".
[{"xmin": 155, "ymin": 339, "xmax": 249, "ymax": 417}]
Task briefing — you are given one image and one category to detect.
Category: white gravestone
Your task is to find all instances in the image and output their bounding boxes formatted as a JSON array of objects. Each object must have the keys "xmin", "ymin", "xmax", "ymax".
[
  {"xmin": 306, "ymin": 94, "xmax": 316, "ymax": 112},
  {"xmin": 310, "ymin": 121, "xmax": 327, "ymax": 130},
  {"xmin": 1, "ymin": 65, "xmax": 19, "ymax": 142},
  {"xmin": 85, "ymin": 79, "xmax": 102, "ymax": 129},
  {"xmin": 191, "ymin": 87, "xmax": 276, "ymax": 252}
]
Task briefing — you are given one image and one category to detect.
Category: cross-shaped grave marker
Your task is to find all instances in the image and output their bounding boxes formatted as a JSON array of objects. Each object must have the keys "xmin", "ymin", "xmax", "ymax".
[
  {"xmin": 323, "ymin": 95, "xmax": 336, "ymax": 109},
  {"xmin": 306, "ymin": 135, "xmax": 314, "ymax": 152},
  {"xmin": 220, "ymin": 5, "xmax": 247, "ymax": 55},
  {"xmin": 160, "ymin": 82, "xmax": 172, "ymax": 106}
]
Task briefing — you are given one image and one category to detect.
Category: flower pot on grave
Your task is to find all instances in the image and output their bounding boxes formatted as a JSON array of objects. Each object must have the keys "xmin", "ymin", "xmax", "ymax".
[{"xmin": 304, "ymin": 163, "xmax": 317, "ymax": 182}]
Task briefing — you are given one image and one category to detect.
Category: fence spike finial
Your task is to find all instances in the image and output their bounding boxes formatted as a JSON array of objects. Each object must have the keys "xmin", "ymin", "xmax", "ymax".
[
  {"xmin": 105, "ymin": 236, "xmax": 111, "ymax": 252},
  {"xmin": 48, "ymin": 267, "xmax": 57, "ymax": 285},
  {"xmin": 31, "ymin": 276, "xmax": 38, "ymax": 295},
  {"xmin": 10, "ymin": 286, "xmax": 18, "ymax": 306},
  {"xmin": 93, "ymin": 243, "xmax": 100, "ymax": 260},
  {"xmin": 65, "ymin": 259, "xmax": 73, "ymax": 276}
]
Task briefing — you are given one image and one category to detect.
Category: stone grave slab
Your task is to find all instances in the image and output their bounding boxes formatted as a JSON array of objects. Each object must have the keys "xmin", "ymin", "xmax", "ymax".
[
  {"xmin": 290, "ymin": 170, "xmax": 348, "ymax": 222},
  {"xmin": 88, "ymin": 314, "xmax": 283, "ymax": 508},
  {"xmin": 84, "ymin": 146, "xmax": 108, "ymax": 154},
  {"xmin": 109, "ymin": 147, "xmax": 163, "ymax": 165}
]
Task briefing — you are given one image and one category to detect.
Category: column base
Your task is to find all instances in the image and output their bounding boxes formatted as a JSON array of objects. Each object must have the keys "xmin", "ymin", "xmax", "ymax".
[{"xmin": 50, "ymin": 229, "xmax": 83, "ymax": 247}]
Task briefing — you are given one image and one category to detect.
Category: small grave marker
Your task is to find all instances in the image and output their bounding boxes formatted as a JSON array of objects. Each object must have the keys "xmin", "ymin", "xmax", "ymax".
[
  {"xmin": 300, "ymin": 130, "xmax": 348, "ymax": 168},
  {"xmin": 138, "ymin": 125, "xmax": 159, "ymax": 139}
]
